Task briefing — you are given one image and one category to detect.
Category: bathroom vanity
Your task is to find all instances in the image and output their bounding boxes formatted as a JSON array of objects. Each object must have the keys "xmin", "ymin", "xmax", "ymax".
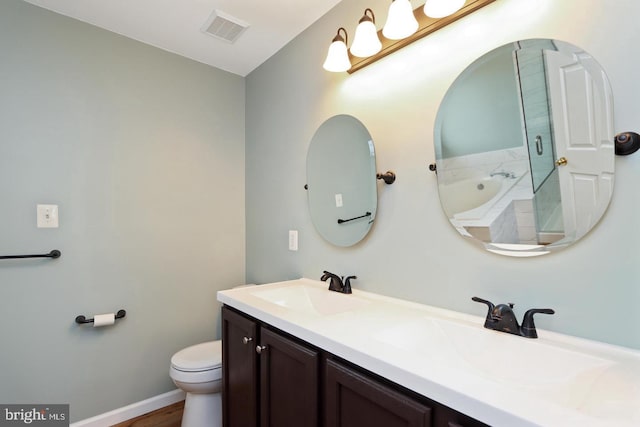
[
  {"xmin": 217, "ymin": 279, "xmax": 640, "ymax": 426},
  {"xmin": 221, "ymin": 306, "xmax": 483, "ymax": 427}
]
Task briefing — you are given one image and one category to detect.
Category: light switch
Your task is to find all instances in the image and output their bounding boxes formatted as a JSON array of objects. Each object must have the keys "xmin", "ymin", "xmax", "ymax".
[
  {"xmin": 37, "ymin": 204, "xmax": 59, "ymax": 228},
  {"xmin": 335, "ymin": 194, "xmax": 343, "ymax": 207}
]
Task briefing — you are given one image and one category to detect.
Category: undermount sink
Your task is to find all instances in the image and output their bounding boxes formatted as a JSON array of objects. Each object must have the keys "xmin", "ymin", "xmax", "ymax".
[{"xmin": 252, "ymin": 283, "xmax": 371, "ymax": 315}]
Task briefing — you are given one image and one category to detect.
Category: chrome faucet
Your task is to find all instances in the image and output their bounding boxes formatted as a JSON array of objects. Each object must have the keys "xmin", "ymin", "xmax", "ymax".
[
  {"xmin": 320, "ymin": 271, "xmax": 355, "ymax": 294},
  {"xmin": 472, "ymin": 297, "xmax": 554, "ymax": 338},
  {"xmin": 490, "ymin": 171, "xmax": 515, "ymax": 178}
]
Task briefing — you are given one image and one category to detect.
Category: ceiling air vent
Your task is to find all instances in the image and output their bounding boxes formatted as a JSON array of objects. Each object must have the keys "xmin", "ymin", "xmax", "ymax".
[{"xmin": 202, "ymin": 10, "xmax": 249, "ymax": 44}]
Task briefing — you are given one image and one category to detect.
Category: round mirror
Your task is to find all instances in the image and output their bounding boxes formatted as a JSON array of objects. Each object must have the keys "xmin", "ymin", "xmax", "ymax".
[
  {"xmin": 306, "ymin": 114, "xmax": 378, "ymax": 247},
  {"xmin": 434, "ymin": 39, "xmax": 615, "ymax": 257}
]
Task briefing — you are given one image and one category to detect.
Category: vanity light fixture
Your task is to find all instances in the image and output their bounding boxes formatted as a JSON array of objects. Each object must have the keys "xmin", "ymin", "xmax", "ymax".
[
  {"xmin": 351, "ymin": 9, "xmax": 383, "ymax": 57},
  {"xmin": 423, "ymin": 0, "xmax": 466, "ymax": 18},
  {"xmin": 323, "ymin": 27, "xmax": 351, "ymax": 72},
  {"xmin": 323, "ymin": 0, "xmax": 496, "ymax": 74},
  {"xmin": 382, "ymin": 0, "xmax": 419, "ymax": 40}
]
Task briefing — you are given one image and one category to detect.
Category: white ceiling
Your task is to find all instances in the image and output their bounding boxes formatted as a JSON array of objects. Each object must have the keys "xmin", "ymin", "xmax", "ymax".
[{"xmin": 23, "ymin": 0, "xmax": 343, "ymax": 77}]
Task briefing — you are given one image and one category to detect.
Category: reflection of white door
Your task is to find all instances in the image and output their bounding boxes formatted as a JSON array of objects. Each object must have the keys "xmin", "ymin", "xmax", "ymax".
[{"xmin": 545, "ymin": 50, "xmax": 615, "ymax": 240}]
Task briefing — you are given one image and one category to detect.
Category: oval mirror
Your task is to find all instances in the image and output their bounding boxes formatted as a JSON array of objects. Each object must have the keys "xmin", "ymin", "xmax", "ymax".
[
  {"xmin": 306, "ymin": 114, "xmax": 378, "ymax": 247},
  {"xmin": 434, "ymin": 39, "xmax": 615, "ymax": 257}
]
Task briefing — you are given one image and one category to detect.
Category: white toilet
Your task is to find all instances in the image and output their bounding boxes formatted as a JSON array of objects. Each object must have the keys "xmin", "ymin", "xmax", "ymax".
[{"xmin": 170, "ymin": 340, "xmax": 222, "ymax": 427}]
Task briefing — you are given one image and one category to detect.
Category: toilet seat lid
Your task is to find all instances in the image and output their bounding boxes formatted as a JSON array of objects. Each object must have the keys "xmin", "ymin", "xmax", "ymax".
[{"xmin": 171, "ymin": 340, "xmax": 222, "ymax": 372}]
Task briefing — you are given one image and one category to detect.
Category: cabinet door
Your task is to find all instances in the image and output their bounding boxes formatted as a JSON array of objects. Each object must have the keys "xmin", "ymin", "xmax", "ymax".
[
  {"xmin": 259, "ymin": 327, "xmax": 319, "ymax": 427},
  {"xmin": 222, "ymin": 307, "xmax": 259, "ymax": 427},
  {"xmin": 325, "ymin": 359, "xmax": 432, "ymax": 427}
]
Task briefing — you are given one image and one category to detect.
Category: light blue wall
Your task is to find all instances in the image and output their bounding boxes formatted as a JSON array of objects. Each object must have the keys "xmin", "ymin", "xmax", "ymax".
[
  {"xmin": 438, "ymin": 43, "xmax": 522, "ymax": 158},
  {"xmin": 0, "ymin": 0, "xmax": 245, "ymax": 421},
  {"xmin": 246, "ymin": 0, "xmax": 640, "ymax": 350}
]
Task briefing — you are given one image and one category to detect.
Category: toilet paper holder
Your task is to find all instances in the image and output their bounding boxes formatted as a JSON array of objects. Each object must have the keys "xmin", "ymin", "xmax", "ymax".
[{"xmin": 75, "ymin": 309, "xmax": 126, "ymax": 324}]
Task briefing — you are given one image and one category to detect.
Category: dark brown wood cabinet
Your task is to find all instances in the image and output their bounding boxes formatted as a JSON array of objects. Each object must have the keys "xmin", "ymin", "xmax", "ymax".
[
  {"xmin": 434, "ymin": 406, "xmax": 488, "ymax": 427},
  {"xmin": 222, "ymin": 306, "xmax": 488, "ymax": 427},
  {"xmin": 222, "ymin": 306, "xmax": 319, "ymax": 427},
  {"xmin": 325, "ymin": 358, "xmax": 432, "ymax": 427},
  {"xmin": 259, "ymin": 327, "xmax": 319, "ymax": 426},
  {"xmin": 222, "ymin": 306, "xmax": 258, "ymax": 427}
]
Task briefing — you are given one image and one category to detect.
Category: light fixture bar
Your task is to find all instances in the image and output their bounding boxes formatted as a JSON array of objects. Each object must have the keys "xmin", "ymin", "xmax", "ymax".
[{"xmin": 347, "ymin": 0, "xmax": 496, "ymax": 74}]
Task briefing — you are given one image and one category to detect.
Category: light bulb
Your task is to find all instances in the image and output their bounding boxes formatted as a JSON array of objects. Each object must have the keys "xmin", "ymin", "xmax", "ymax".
[
  {"xmin": 350, "ymin": 9, "xmax": 382, "ymax": 57},
  {"xmin": 382, "ymin": 0, "xmax": 419, "ymax": 40},
  {"xmin": 323, "ymin": 28, "xmax": 351, "ymax": 72}
]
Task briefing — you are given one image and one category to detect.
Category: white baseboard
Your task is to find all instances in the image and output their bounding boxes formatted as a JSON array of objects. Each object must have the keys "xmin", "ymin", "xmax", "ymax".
[{"xmin": 71, "ymin": 389, "xmax": 186, "ymax": 427}]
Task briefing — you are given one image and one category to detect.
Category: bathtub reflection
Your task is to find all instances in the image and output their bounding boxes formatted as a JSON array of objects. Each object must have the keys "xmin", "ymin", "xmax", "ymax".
[{"xmin": 438, "ymin": 173, "xmax": 524, "ymax": 220}]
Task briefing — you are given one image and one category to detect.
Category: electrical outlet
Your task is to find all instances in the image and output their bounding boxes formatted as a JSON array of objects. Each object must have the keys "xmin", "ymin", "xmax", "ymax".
[{"xmin": 288, "ymin": 230, "xmax": 298, "ymax": 251}]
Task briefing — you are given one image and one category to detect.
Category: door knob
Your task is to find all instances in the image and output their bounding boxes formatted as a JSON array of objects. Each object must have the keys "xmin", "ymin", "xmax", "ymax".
[
  {"xmin": 555, "ymin": 157, "xmax": 568, "ymax": 166},
  {"xmin": 242, "ymin": 336, "xmax": 253, "ymax": 345},
  {"xmin": 256, "ymin": 345, "xmax": 267, "ymax": 354}
]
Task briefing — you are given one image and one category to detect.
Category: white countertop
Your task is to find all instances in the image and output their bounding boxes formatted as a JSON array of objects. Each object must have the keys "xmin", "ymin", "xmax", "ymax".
[{"xmin": 217, "ymin": 278, "xmax": 640, "ymax": 427}]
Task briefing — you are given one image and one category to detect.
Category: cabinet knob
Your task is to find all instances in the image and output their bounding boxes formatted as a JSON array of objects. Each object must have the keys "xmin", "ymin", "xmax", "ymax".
[
  {"xmin": 256, "ymin": 345, "xmax": 267, "ymax": 354},
  {"xmin": 242, "ymin": 336, "xmax": 253, "ymax": 345}
]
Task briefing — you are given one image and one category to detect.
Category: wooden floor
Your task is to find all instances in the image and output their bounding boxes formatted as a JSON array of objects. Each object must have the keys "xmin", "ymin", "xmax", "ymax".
[{"xmin": 112, "ymin": 401, "xmax": 184, "ymax": 427}]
